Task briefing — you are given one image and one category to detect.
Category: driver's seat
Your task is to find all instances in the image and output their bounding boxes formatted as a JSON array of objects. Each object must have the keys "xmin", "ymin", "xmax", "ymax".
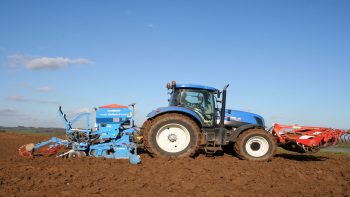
[{"xmin": 180, "ymin": 92, "xmax": 188, "ymax": 105}]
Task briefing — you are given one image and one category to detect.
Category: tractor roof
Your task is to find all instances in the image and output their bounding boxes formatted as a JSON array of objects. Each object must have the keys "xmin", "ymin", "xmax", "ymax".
[{"xmin": 175, "ymin": 84, "xmax": 218, "ymax": 92}]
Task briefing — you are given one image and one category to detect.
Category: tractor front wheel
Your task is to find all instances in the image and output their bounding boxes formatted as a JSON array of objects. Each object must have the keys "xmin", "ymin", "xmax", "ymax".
[
  {"xmin": 68, "ymin": 151, "xmax": 85, "ymax": 158},
  {"xmin": 143, "ymin": 113, "xmax": 201, "ymax": 157},
  {"xmin": 234, "ymin": 128, "xmax": 276, "ymax": 161}
]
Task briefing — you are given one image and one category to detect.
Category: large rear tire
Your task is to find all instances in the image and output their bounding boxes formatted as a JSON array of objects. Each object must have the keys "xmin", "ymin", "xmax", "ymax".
[
  {"xmin": 234, "ymin": 128, "xmax": 276, "ymax": 161},
  {"xmin": 143, "ymin": 113, "xmax": 201, "ymax": 157}
]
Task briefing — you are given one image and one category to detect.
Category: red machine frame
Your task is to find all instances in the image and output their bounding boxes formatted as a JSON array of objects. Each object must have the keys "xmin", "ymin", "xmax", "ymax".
[{"xmin": 271, "ymin": 123, "xmax": 349, "ymax": 153}]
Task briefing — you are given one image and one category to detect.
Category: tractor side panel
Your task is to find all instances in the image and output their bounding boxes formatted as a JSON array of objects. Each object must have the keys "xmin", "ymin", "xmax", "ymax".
[
  {"xmin": 230, "ymin": 124, "xmax": 265, "ymax": 142},
  {"xmin": 224, "ymin": 109, "xmax": 265, "ymax": 127}
]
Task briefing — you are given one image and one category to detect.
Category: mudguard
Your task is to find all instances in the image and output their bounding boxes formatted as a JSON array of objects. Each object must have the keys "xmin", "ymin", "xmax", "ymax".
[
  {"xmin": 230, "ymin": 124, "xmax": 265, "ymax": 142},
  {"xmin": 147, "ymin": 106, "xmax": 204, "ymax": 127}
]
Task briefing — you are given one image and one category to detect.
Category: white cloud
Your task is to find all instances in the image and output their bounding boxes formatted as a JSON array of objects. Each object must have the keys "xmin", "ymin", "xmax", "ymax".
[
  {"xmin": 70, "ymin": 108, "xmax": 95, "ymax": 116},
  {"xmin": 27, "ymin": 57, "xmax": 93, "ymax": 70},
  {"xmin": 35, "ymin": 87, "xmax": 52, "ymax": 93},
  {"xmin": 7, "ymin": 54, "xmax": 32, "ymax": 70},
  {"xmin": 7, "ymin": 54, "xmax": 94, "ymax": 71},
  {"xmin": 0, "ymin": 108, "xmax": 18, "ymax": 116},
  {"xmin": 5, "ymin": 95, "xmax": 59, "ymax": 105},
  {"xmin": 17, "ymin": 83, "xmax": 52, "ymax": 93},
  {"xmin": 34, "ymin": 99, "xmax": 59, "ymax": 105},
  {"xmin": 0, "ymin": 108, "xmax": 38, "ymax": 124},
  {"xmin": 5, "ymin": 95, "xmax": 28, "ymax": 102}
]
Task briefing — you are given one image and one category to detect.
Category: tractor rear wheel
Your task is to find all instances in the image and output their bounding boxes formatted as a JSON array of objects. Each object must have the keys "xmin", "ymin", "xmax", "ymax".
[
  {"xmin": 234, "ymin": 128, "xmax": 276, "ymax": 161},
  {"xmin": 143, "ymin": 113, "xmax": 201, "ymax": 157}
]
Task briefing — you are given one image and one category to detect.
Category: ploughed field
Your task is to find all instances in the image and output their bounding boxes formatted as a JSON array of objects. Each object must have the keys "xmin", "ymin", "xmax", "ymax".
[{"xmin": 0, "ymin": 133, "xmax": 349, "ymax": 197}]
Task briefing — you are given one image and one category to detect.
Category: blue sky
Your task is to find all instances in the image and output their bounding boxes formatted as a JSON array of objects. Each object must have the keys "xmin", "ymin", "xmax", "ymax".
[{"xmin": 0, "ymin": 0, "xmax": 349, "ymax": 129}]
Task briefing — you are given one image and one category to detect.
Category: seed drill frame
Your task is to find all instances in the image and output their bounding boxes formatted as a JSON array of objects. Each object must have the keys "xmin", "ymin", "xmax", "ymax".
[{"xmin": 18, "ymin": 104, "xmax": 141, "ymax": 164}]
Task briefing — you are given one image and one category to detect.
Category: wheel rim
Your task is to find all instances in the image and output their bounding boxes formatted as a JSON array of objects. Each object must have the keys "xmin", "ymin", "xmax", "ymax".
[
  {"xmin": 156, "ymin": 123, "xmax": 191, "ymax": 153},
  {"xmin": 69, "ymin": 151, "xmax": 81, "ymax": 158},
  {"xmin": 245, "ymin": 136, "xmax": 269, "ymax": 157}
]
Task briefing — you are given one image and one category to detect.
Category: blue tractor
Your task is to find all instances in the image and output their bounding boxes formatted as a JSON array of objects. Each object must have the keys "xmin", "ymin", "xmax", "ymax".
[{"xmin": 142, "ymin": 81, "xmax": 276, "ymax": 161}]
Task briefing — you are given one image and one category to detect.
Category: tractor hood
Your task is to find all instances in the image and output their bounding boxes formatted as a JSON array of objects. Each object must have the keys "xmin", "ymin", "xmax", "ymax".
[{"xmin": 221, "ymin": 109, "xmax": 265, "ymax": 127}]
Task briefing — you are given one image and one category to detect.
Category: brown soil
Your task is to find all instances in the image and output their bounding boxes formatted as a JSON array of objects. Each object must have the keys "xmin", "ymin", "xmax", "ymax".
[{"xmin": 0, "ymin": 133, "xmax": 349, "ymax": 197}]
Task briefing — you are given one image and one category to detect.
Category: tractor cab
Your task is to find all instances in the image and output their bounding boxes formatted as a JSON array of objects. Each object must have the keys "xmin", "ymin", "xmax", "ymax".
[
  {"xmin": 166, "ymin": 81, "xmax": 265, "ymax": 129},
  {"xmin": 167, "ymin": 83, "xmax": 219, "ymax": 127}
]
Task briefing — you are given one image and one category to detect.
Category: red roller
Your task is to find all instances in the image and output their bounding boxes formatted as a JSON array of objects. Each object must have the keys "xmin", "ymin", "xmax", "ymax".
[{"xmin": 272, "ymin": 123, "xmax": 349, "ymax": 153}]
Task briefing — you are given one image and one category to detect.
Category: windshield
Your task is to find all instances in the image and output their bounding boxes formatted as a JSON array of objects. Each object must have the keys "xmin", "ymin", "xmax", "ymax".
[{"xmin": 169, "ymin": 89, "xmax": 215, "ymax": 126}]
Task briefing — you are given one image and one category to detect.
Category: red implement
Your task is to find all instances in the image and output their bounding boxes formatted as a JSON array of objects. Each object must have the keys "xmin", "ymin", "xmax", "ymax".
[
  {"xmin": 18, "ymin": 143, "xmax": 35, "ymax": 158},
  {"xmin": 18, "ymin": 143, "xmax": 64, "ymax": 158},
  {"xmin": 272, "ymin": 123, "xmax": 349, "ymax": 153}
]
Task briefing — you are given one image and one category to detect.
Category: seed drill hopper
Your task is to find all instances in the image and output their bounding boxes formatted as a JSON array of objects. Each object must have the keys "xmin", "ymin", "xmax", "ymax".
[{"xmin": 18, "ymin": 104, "xmax": 141, "ymax": 164}]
